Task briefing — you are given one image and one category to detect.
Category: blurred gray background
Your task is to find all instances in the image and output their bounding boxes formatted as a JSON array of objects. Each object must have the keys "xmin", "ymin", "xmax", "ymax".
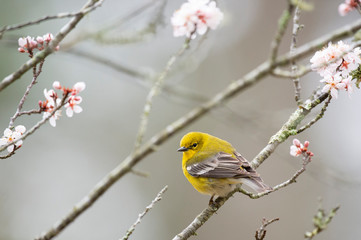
[{"xmin": 1, "ymin": 0, "xmax": 361, "ymax": 239}]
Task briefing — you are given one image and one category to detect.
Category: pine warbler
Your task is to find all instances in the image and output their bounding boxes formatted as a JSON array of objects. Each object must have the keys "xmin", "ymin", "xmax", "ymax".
[{"xmin": 178, "ymin": 132, "xmax": 271, "ymax": 203}]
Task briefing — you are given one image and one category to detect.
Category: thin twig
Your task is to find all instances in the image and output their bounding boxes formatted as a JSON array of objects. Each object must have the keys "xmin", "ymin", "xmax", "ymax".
[
  {"xmin": 272, "ymin": 65, "xmax": 310, "ymax": 78},
  {"xmin": 62, "ymin": 0, "xmax": 167, "ymax": 50},
  {"xmin": 269, "ymin": 2, "xmax": 295, "ymax": 64},
  {"xmin": 0, "ymin": 0, "xmax": 104, "ymax": 92},
  {"xmin": 100, "ymin": 0, "xmax": 162, "ymax": 33},
  {"xmin": 241, "ymin": 152, "xmax": 312, "ymax": 199},
  {"xmin": 255, "ymin": 218, "xmax": 280, "ymax": 240},
  {"xmin": 9, "ymin": 60, "xmax": 45, "ymax": 127},
  {"xmin": 297, "ymin": 94, "xmax": 332, "ymax": 134},
  {"xmin": 133, "ymin": 38, "xmax": 190, "ymax": 150},
  {"xmin": 0, "ymin": 12, "xmax": 83, "ymax": 39},
  {"xmin": 290, "ymin": 2, "xmax": 303, "ymax": 104},
  {"xmin": 121, "ymin": 186, "xmax": 168, "ymax": 240},
  {"xmin": 305, "ymin": 203, "xmax": 340, "ymax": 239},
  {"xmin": 65, "ymin": 49, "xmax": 152, "ymax": 81}
]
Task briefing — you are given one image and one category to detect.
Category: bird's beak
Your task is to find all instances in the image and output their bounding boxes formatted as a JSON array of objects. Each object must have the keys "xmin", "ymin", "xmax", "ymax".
[{"xmin": 177, "ymin": 146, "xmax": 189, "ymax": 152}]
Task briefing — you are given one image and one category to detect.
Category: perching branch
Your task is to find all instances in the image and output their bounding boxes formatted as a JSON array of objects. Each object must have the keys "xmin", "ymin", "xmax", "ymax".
[
  {"xmin": 0, "ymin": 0, "xmax": 104, "ymax": 92},
  {"xmin": 121, "ymin": 185, "xmax": 168, "ymax": 240}
]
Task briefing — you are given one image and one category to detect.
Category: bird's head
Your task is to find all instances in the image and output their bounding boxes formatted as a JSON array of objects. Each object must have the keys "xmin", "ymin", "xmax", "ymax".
[{"xmin": 177, "ymin": 132, "xmax": 207, "ymax": 158}]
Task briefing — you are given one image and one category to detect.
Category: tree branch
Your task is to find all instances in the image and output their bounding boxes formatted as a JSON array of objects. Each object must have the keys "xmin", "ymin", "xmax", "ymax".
[{"xmin": 121, "ymin": 186, "xmax": 168, "ymax": 240}]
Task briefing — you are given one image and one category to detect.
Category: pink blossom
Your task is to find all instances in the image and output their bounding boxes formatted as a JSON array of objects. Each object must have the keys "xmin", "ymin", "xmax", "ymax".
[
  {"xmin": 342, "ymin": 76, "xmax": 353, "ymax": 97},
  {"xmin": 71, "ymin": 82, "xmax": 86, "ymax": 95},
  {"xmin": 321, "ymin": 74, "xmax": 346, "ymax": 99},
  {"xmin": 17, "ymin": 33, "xmax": 59, "ymax": 53},
  {"xmin": 52, "ymin": 81, "xmax": 61, "ymax": 90},
  {"xmin": 290, "ymin": 139, "xmax": 313, "ymax": 157},
  {"xmin": 171, "ymin": 0, "xmax": 223, "ymax": 38},
  {"xmin": 18, "ymin": 36, "xmax": 37, "ymax": 53},
  {"xmin": 43, "ymin": 33, "xmax": 54, "ymax": 43},
  {"xmin": 338, "ymin": 0, "xmax": 360, "ymax": 16},
  {"xmin": 0, "ymin": 125, "xmax": 26, "ymax": 152},
  {"xmin": 310, "ymin": 41, "xmax": 361, "ymax": 77},
  {"xmin": 65, "ymin": 96, "xmax": 83, "ymax": 117},
  {"xmin": 339, "ymin": 3, "xmax": 352, "ymax": 16},
  {"xmin": 42, "ymin": 89, "xmax": 62, "ymax": 127}
]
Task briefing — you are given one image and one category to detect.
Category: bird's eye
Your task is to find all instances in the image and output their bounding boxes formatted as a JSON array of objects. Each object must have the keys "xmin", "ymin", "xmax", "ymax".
[{"xmin": 192, "ymin": 143, "xmax": 198, "ymax": 148}]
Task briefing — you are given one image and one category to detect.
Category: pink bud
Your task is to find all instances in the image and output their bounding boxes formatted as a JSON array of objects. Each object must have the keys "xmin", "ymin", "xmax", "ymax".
[
  {"xmin": 36, "ymin": 36, "xmax": 44, "ymax": 44},
  {"xmin": 338, "ymin": 3, "xmax": 352, "ymax": 16},
  {"xmin": 18, "ymin": 37, "xmax": 27, "ymax": 48},
  {"xmin": 293, "ymin": 139, "xmax": 301, "ymax": 147},
  {"xmin": 304, "ymin": 141, "xmax": 310, "ymax": 148},
  {"xmin": 53, "ymin": 81, "xmax": 61, "ymax": 89},
  {"xmin": 43, "ymin": 33, "xmax": 54, "ymax": 43},
  {"xmin": 18, "ymin": 47, "xmax": 26, "ymax": 53},
  {"xmin": 72, "ymin": 82, "xmax": 86, "ymax": 95}
]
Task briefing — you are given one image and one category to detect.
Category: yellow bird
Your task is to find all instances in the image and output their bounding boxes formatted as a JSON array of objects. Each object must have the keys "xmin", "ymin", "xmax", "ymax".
[{"xmin": 178, "ymin": 132, "xmax": 271, "ymax": 203}]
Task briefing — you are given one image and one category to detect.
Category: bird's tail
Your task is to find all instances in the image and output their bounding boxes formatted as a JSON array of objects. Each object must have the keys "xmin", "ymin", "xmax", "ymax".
[{"xmin": 241, "ymin": 177, "xmax": 272, "ymax": 193}]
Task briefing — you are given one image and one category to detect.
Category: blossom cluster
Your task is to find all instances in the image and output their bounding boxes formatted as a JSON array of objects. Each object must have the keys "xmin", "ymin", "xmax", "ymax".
[
  {"xmin": 171, "ymin": 0, "xmax": 223, "ymax": 39},
  {"xmin": 290, "ymin": 139, "xmax": 313, "ymax": 158},
  {"xmin": 338, "ymin": 0, "xmax": 360, "ymax": 16},
  {"xmin": 0, "ymin": 125, "xmax": 26, "ymax": 153},
  {"xmin": 18, "ymin": 33, "xmax": 59, "ymax": 53},
  {"xmin": 39, "ymin": 81, "xmax": 86, "ymax": 127},
  {"xmin": 310, "ymin": 41, "xmax": 361, "ymax": 98}
]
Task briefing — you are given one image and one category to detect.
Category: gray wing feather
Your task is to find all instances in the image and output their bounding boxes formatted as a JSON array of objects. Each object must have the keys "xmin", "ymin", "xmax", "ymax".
[{"xmin": 186, "ymin": 151, "xmax": 260, "ymax": 179}]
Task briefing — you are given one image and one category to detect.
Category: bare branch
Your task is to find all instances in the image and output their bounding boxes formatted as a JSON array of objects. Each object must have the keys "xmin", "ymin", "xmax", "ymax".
[
  {"xmin": 297, "ymin": 94, "xmax": 332, "ymax": 134},
  {"xmin": 0, "ymin": 12, "xmax": 82, "ymax": 39},
  {"xmin": 290, "ymin": 1, "xmax": 303, "ymax": 104},
  {"xmin": 255, "ymin": 218, "xmax": 280, "ymax": 240},
  {"xmin": 241, "ymin": 152, "xmax": 313, "ymax": 199},
  {"xmin": 121, "ymin": 186, "xmax": 168, "ymax": 240},
  {"xmin": 65, "ymin": 49, "xmax": 152, "ymax": 81},
  {"xmin": 133, "ymin": 38, "xmax": 190, "ymax": 150},
  {"xmin": 9, "ymin": 60, "xmax": 45, "ymax": 127},
  {"xmin": 269, "ymin": 3, "xmax": 295, "ymax": 64},
  {"xmin": 272, "ymin": 66, "xmax": 310, "ymax": 78}
]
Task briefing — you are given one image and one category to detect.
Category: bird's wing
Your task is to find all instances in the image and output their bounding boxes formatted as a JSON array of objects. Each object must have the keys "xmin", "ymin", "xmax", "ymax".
[{"xmin": 186, "ymin": 151, "xmax": 260, "ymax": 179}]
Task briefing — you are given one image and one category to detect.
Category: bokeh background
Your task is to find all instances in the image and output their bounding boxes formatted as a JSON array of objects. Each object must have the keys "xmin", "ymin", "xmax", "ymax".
[{"xmin": 1, "ymin": 0, "xmax": 361, "ymax": 239}]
